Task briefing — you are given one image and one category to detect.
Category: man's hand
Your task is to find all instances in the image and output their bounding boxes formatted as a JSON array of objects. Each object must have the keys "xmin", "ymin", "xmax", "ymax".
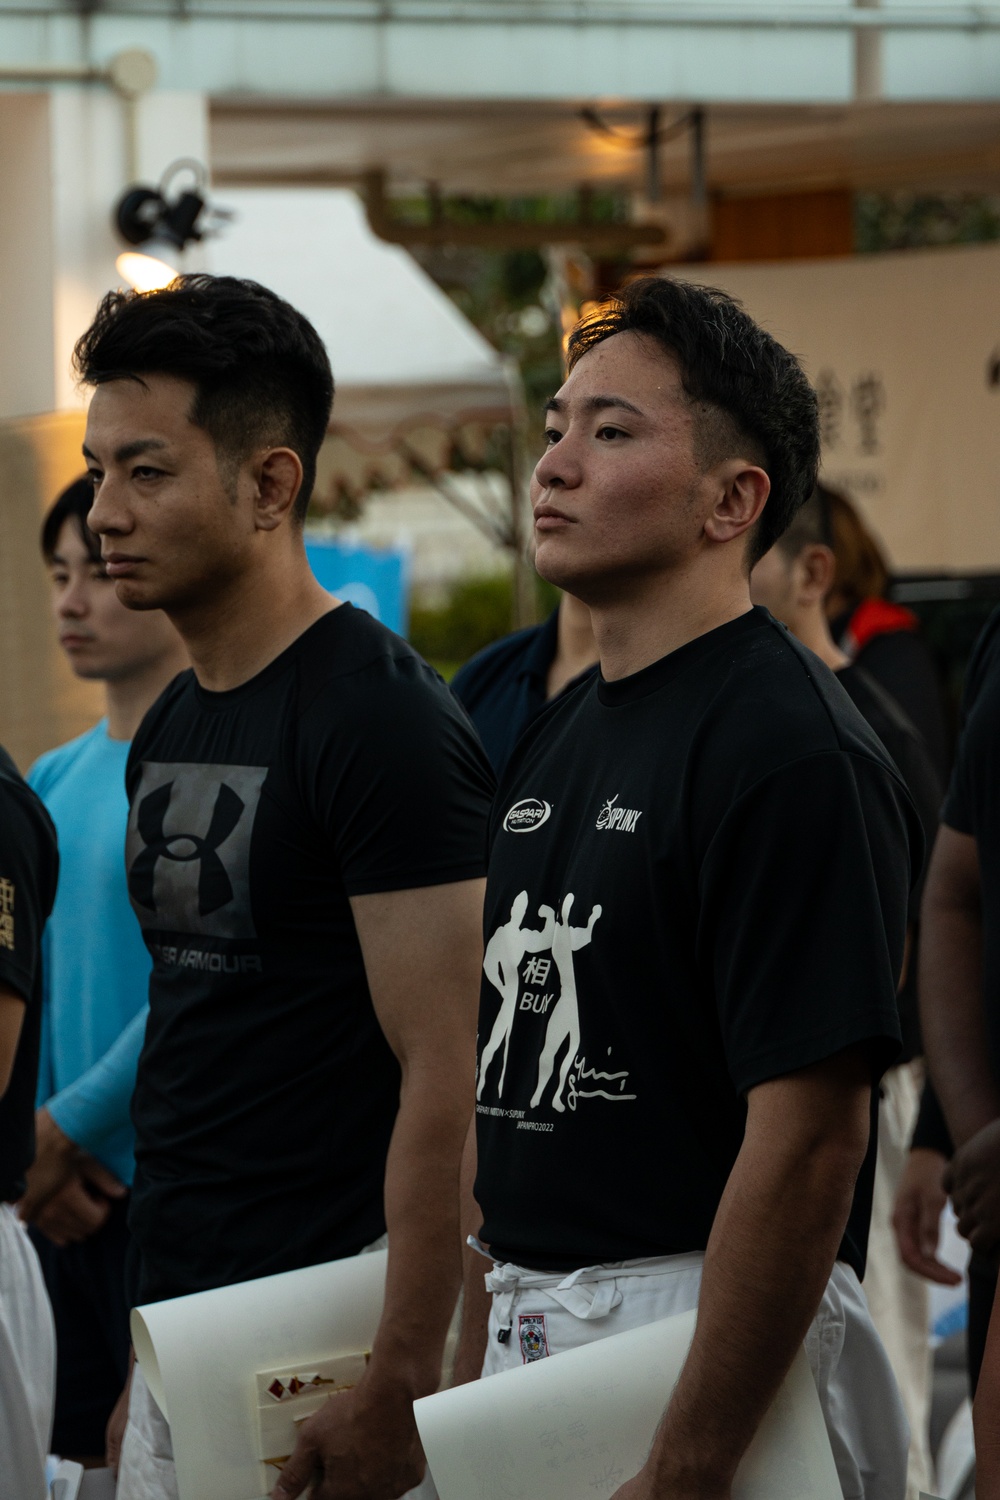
[
  {"xmin": 893, "ymin": 1147, "xmax": 962, "ymax": 1284},
  {"xmin": 106, "ymin": 1356, "xmax": 134, "ymax": 1476},
  {"xmin": 945, "ymin": 1118, "xmax": 1000, "ymax": 1252},
  {"xmin": 27, "ymin": 1172, "xmax": 121, "ymax": 1246},
  {"xmin": 19, "ymin": 1108, "xmax": 82, "ymax": 1219},
  {"xmin": 270, "ymin": 1377, "xmax": 424, "ymax": 1500}
]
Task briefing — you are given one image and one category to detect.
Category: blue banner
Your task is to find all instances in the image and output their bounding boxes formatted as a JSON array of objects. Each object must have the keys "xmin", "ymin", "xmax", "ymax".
[{"xmin": 305, "ymin": 538, "xmax": 409, "ymax": 638}]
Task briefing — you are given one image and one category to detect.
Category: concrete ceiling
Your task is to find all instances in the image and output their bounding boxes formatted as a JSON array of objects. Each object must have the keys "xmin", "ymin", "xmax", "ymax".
[{"xmin": 210, "ymin": 97, "xmax": 1000, "ymax": 198}]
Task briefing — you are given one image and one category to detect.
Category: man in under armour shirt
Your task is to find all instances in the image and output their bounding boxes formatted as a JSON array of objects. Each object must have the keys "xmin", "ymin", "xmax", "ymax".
[
  {"xmin": 457, "ymin": 278, "xmax": 920, "ymax": 1500},
  {"xmin": 77, "ymin": 275, "xmax": 494, "ymax": 1500}
]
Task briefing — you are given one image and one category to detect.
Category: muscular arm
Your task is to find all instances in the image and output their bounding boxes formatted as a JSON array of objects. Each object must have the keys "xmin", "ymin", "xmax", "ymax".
[
  {"xmin": 617, "ymin": 1045, "xmax": 872, "ymax": 1500},
  {"xmin": 919, "ymin": 826, "xmax": 996, "ymax": 1146},
  {"xmin": 0, "ymin": 982, "xmax": 26, "ymax": 1098},
  {"xmin": 272, "ymin": 877, "xmax": 484, "ymax": 1500},
  {"xmin": 452, "ymin": 1119, "xmax": 491, "ymax": 1385}
]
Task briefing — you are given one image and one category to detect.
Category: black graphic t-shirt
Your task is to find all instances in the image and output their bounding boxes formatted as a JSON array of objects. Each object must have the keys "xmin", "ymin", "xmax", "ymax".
[
  {"xmin": 475, "ymin": 609, "xmax": 918, "ymax": 1279},
  {"xmin": 0, "ymin": 745, "xmax": 58, "ymax": 1201},
  {"xmin": 126, "ymin": 606, "xmax": 494, "ymax": 1301}
]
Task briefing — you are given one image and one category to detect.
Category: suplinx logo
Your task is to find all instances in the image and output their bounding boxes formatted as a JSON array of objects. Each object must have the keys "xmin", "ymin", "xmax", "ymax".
[{"xmin": 596, "ymin": 794, "xmax": 642, "ymax": 833}]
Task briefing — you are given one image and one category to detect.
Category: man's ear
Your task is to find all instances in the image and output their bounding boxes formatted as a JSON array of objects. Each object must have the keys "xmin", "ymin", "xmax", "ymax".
[
  {"xmin": 703, "ymin": 462, "xmax": 771, "ymax": 547},
  {"xmin": 253, "ymin": 448, "xmax": 304, "ymax": 532},
  {"xmin": 798, "ymin": 544, "xmax": 837, "ymax": 605}
]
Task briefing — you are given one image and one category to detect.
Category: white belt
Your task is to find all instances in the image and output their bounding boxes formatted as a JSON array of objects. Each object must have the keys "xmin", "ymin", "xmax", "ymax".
[{"xmin": 470, "ymin": 1237, "xmax": 704, "ymax": 1339}]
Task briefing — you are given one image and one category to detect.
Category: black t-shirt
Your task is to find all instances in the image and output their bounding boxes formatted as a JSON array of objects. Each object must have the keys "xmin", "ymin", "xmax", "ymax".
[
  {"xmin": 0, "ymin": 744, "xmax": 58, "ymax": 1202},
  {"xmin": 836, "ymin": 663, "xmax": 942, "ymax": 1060},
  {"xmin": 475, "ymin": 608, "xmax": 917, "ymax": 1279},
  {"xmin": 125, "ymin": 606, "xmax": 494, "ymax": 1301},
  {"xmin": 941, "ymin": 606, "xmax": 1000, "ymax": 1085},
  {"xmin": 452, "ymin": 609, "xmax": 597, "ymax": 778}
]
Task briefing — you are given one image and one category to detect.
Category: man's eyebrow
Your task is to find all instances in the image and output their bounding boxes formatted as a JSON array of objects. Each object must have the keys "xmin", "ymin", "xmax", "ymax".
[
  {"xmin": 81, "ymin": 438, "xmax": 169, "ymax": 463},
  {"xmin": 542, "ymin": 394, "xmax": 645, "ymax": 418}
]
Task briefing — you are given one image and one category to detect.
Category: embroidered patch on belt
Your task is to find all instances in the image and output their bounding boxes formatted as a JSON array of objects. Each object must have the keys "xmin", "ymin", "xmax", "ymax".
[{"xmin": 518, "ymin": 1313, "xmax": 550, "ymax": 1363}]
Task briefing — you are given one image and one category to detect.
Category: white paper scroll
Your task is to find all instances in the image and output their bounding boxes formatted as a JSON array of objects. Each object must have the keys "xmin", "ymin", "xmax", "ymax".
[
  {"xmin": 415, "ymin": 1309, "xmax": 842, "ymax": 1500},
  {"xmin": 130, "ymin": 1249, "xmax": 386, "ymax": 1500}
]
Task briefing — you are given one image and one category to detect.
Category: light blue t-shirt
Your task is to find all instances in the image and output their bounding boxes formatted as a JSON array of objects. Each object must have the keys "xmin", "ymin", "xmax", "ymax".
[{"xmin": 28, "ymin": 722, "xmax": 149, "ymax": 1185}]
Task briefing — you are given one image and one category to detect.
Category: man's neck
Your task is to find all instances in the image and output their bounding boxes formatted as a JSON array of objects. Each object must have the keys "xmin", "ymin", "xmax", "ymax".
[
  {"xmin": 170, "ymin": 551, "xmax": 336, "ymax": 693},
  {"xmin": 546, "ymin": 593, "xmax": 599, "ymax": 701},
  {"xmin": 588, "ymin": 559, "xmax": 754, "ymax": 682},
  {"xmin": 786, "ymin": 607, "xmax": 850, "ymax": 674},
  {"xmin": 105, "ymin": 646, "xmax": 190, "ymax": 741}
]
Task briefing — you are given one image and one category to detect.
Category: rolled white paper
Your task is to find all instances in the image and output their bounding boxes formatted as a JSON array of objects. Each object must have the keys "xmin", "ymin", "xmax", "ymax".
[
  {"xmin": 414, "ymin": 1309, "xmax": 842, "ymax": 1500},
  {"xmin": 131, "ymin": 1249, "xmax": 387, "ymax": 1500}
]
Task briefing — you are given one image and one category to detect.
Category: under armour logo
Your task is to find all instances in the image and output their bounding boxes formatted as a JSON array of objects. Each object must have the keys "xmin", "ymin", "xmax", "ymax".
[
  {"xmin": 131, "ymin": 781, "xmax": 246, "ymax": 917},
  {"xmin": 126, "ymin": 761, "xmax": 267, "ymax": 939}
]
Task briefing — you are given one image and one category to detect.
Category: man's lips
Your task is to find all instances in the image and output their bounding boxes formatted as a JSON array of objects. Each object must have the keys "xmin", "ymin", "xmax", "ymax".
[
  {"xmin": 59, "ymin": 633, "xmax": 95, "ymax": 649},
  {"xmin": 533, "ymin": 504, "xmax": 574, "ymax": 532},
  {"xmin": 103, "ymin": 553, "xmax": 144, "ymax": 578}
]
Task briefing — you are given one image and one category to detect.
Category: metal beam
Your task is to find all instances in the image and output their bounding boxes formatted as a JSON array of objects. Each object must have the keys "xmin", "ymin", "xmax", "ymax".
[{"xmin": 2, "ymin": 1, "xmax": 1000, "ymax": 28}]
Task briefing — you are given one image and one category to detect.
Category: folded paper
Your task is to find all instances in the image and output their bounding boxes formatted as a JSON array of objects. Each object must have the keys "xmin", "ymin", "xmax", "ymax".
[
  {"xmin": 414, "ymin": 1309, "xmax": 841, "ymax": 1500},
  {"xmin": 131, "ymin": 1249, "xmax": 386, "ymax": 1500}
]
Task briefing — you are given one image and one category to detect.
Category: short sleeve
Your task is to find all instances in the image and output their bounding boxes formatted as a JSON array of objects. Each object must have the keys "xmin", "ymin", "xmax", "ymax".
[
  {"xmin": 305, "ymin": 659, "xmax": 496, "ymax": 897},
  {"xmin": 0, "ymin": 782, "xmax": 58, "ymax": 1006},
  {"xmin": 698, "ymin": 751, "xmax": 913, "ymax": 1095}
]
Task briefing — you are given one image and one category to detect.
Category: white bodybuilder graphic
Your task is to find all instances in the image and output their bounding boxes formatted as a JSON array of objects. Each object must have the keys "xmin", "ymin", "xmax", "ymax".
[
  {"xmin": 531, "ymin": 893, "xmax": 602, "ymax": 1113},
  {"xmin": 477, "ymin": 891, "xmax": 556, "ymax": 1100}
]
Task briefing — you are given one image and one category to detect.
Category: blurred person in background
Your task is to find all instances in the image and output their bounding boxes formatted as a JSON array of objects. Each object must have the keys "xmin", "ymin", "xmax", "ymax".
[
  {"xmin": 751, "ymin": 488, "xmax": 942, "ymax": 1500},
  {"xmin": 825, "ymin": 486, "xmax": 950, "ymax": 782},
  {"xmin": 19, "ymin": 477, "xmax": 187, "ymax": 1469},
  {"xmin": 0, "ymin": 737, "xmax": 59, "ymax": 1500},
  {"xmin": 451, "ymin": 591, "xmax": 598, "ymax": 776}
]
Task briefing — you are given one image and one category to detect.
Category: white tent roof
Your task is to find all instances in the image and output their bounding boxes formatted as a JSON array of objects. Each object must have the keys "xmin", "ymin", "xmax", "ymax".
[{"xmin": 204, "ymin": 187, "xmax": 512, "ymax": 434}]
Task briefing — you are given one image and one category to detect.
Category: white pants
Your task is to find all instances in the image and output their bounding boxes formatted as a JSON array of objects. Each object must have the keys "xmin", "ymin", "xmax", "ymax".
[
  {"xmin": 480, "ymin": 1249, "xmax": 909, "ymax": 1500},
  {"xmin": 0, "ymin": 1202, "xmax": 55, "ymax": 1500},
  {"xmin": 863, "ymin": 1061, "xmax": 934, "ymax": 1500}
]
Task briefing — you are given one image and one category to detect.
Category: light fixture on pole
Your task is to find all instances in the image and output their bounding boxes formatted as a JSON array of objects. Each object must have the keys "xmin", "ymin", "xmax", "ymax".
[{"xmin": 113, "ymin": 159, "xmax": 223, "ymax": 292}]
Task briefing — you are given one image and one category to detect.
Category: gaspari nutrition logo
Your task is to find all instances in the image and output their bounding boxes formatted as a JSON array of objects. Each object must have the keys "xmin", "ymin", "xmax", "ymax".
[{"xmin": 503, "ymin": 797, "xmax": 552, "ymax": 834}]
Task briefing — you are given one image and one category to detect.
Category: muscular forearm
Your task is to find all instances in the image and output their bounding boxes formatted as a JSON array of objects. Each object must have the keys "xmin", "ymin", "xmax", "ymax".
[
  {"xmin": 453, "ymin": 1119, "xmax": 490, "ymax": 1384},
  {"xmin": 364, "ymin": 1065, "xmax": 471, "ymax": 1401},
  {"xmin": 644, "ymin": 1065, "xmax": 869, "ymax": 1494},
  {"xmin": 920, "ymin": 895, "xmax": 997, "ymax": 1145}
]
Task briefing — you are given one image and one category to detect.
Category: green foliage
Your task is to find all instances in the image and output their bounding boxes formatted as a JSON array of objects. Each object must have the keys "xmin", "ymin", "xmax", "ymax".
[
  {"xmin": 856, "ymin": 192, "xmax": 1000, "ymax": 253},
  {"xmin": 408, "ymin": 572, "xmax": 561, "ymax": 672}
]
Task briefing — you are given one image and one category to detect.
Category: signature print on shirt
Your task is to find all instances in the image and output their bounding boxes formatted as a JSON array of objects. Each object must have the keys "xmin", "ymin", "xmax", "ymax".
[
  {"xmin": 126, "ymin": 762, "xmax": 267, "ymax": 939},
  {"xmin": 478, "ymin": 891, "xmax": 636, "ymax": 1115}
]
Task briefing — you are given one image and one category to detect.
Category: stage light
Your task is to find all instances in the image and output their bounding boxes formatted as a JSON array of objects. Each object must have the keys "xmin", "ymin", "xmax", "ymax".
[{"xmin": 113, "ymin": 160, "xmax": 223, "ymax": 291}]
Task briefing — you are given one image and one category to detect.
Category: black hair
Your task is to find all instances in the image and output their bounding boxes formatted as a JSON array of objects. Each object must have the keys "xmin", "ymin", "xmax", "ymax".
[
  {"xmin": 774, "ymin": 484, "xmax": 834, "ymax": 559},
  {"xmin": 41, "ymin": 476, "xmax": 102, "ymax": 564},
  {"xmin": 72, "ymin": 275, "xmax": 334, "ymax": 523},
  {"xmin": 566, "ymin": 276, "xmax": 820, "ymax": 566}
]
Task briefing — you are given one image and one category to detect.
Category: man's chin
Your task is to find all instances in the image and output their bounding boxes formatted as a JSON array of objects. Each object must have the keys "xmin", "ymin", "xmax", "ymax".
[{"xmin": 113, "ymin": 579, "xmax": 167, "ymax": 612}]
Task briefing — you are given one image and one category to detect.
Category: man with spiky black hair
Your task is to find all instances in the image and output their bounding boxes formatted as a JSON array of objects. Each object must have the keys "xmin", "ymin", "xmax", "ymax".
[
  {"xmin": 457, "ymin": 278, "xmax": 919, "ymax": 1500},
  {"xmin": 76, "ymin": 275, "xmax": 494, "ymax": 1500}
]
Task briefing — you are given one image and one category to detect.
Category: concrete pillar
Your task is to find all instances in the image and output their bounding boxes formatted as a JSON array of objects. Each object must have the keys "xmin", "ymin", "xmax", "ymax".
[{"xmin": 0, "ymin": 86, "xmax": 208, "ymax": 766}]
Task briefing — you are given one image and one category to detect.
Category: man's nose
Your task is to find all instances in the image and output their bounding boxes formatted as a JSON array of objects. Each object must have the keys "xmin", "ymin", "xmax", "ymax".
[
  {"xmin": 532, "ymin": 439, "xmax": 580, "ymax": 495},
  {"xmin": 87, "ymin": 477, "xmax": 128, "ymax": 538},
  {"xmin": 58, "ymin": 576, "xmax": 88, "ymax": 619}
]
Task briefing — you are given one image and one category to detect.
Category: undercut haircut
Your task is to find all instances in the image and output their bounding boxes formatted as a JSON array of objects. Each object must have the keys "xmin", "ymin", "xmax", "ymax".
[
  {"xmin": 42, "ymin": 476, "xmax": 102, "ymax": 565},
  {"xmin": 774, "ymin": 484, "xmax": 834, "ymax": 560},
  {"xmin": 566, "ymin": 277, "xmax": 820, "ymax": 567},
  {"xmin": 73, "ymin": 275, "xmax": 334, "ymax": 523}
]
